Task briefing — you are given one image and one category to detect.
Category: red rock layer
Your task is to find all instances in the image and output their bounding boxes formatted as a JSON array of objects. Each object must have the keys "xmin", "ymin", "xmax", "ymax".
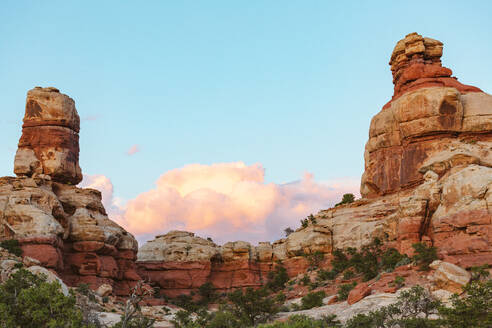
[
  {"xmin": 14, "ymin": 87, "xmax": 82, "ymax": 185},
  {"xmin": 385, "ymin": 32, "xmax": 481, "ymax": 108},
  {"xmin": 137, "ymin": 257, "xmax": 310, "ymax": 298}
]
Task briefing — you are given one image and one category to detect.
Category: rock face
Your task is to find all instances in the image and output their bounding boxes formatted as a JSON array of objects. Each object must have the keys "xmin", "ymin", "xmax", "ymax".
[
  {"xmin": 0, "ymin": 88, "xmax": 140, "ymax": 296},
  {"xmin": 138, "ymin": 33, "xmax": 492, "ymax": 299},
  {"xmin": 137, "ymin": 231, "xmax": 325, "ymax": 297},
  {"xmin": 14, "ymin": 87, "xmax": 82, "ymax": 185}
]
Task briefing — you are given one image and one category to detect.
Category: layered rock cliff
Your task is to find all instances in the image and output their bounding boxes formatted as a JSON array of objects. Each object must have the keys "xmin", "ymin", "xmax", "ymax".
[
  {"xmin": 137, "ymin": 33, "xmax": 492, "ymax": 298},
  {"xmin": 0, "ymin": 87, "xmax": 140, "ymax": 295}
]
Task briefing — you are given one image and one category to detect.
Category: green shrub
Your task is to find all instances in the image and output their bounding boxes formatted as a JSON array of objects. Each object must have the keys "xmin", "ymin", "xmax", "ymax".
[
  {"xmin": 411, "ymin": 243, "xmax": 438, "ymax": 271},
  {"xmin": 0, "ymin": 269, "xmax": 85, "ymax": 328},
  {"xmin": 198, "ymin": 282, "xmax": 216, "ymax": 304},
  {"xmin": 337, "ymin": 282, "xmax": 356, "ymax": 301},
  {"xmin": 344, "ymin": 285, "xmax": 441, "ymax": 328},
  {"xmin": 266, "ymin": 265, "xmax": 289, "ymax": 292},
  {"xmin": 259, "ymin": 314, "xmax": 341, "ymax": 327},
  {"xmin": 335, "ymin": 193, "xmax": 355, "ymax": 207},
  {"xmin": 470, "ymin": 264, "xmax": 490, "ymax": 281},
  {"xmin": 173, "ymin": 294, "xmax": 198, "ymax": 312},
  {"xmin": 284, "ymin": 227, "xmax": 294, "ymax": 237},
  {"xmin": 301, "ymin": 291, "xmax": 325, "ymax": 309},
  {"xmin": 300, "ymin": 274, "xmax": 311, "ymax": 286},
  {"xmin": 0, "ymin": 239, "xmax": 22, "ymax": 257},
  {"xmin": 393, "ymin": 276, "xmax": 405, "ymax": 288},
  {"xmin": 317, "ymin": 269, "xmax": 338, "ymax": 281},
  {"xmin": 439, "ymin": 279, "xmax": 492, "ymax": 328},
  {"xmin": 343, "ymin": 269, "xmax": 355, "ymax": 280},
  {"xmin": 300, "ymin": 219, "xmax": 309, "ymax": 229},
  {"xmin": 307, "ymin": 214, "xmax": 317, "ymax": 224},
  {"xmin": 227, "ymin": 287, "xmax": 281, "ymax": 326},
  {"xmin": 381, "ymin": 248, "xmax": 407, "ymax": 271},
  {"xmin": 304, "ymin": 251, "xmax": 325, "ymax": 270}
]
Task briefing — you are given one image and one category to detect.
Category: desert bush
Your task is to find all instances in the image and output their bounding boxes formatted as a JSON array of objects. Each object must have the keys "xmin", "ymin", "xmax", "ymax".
[
  {"xmin": 337, "ymin": 282, "xmax": 357, "ymax": 301},
  {"xmin": 198, "ymin": 282, "xmax": 216, "ymax": 305},
  {"xmin": 173, "ymin": 294, "xmax": 199, "ymax": 312},
  {"xmin": 335, "ymin": 193, "xmax": 355, "ymax": 207},
  {"xmin": 227, "ymin": 287, "xmax": 282, "ymax": 326},
  {"xmin": 267, "ymin": 265, "xmax": 289, "ymax": 292},
  {"xmin": 439, "ymin": 279, "xmax": 492, "ymax": 328},
  {"xmin": 344, "ymin": 285, "xmax": 441, "ymax": 328},
  {"xmin": 0, "ymin": 268, "xmax": 85, "ymax": 328},
  {"xmin": 304, "ymin": 251, "xmax": 325, "ymax": 271},
  {"xmin": 381, "ymin": 248, "xmax": 408, "ymax": 271},
  {"xmin": 411, "ymin": 243, "xmax": 438, "ymax": 271},
  {"xmin": 317, "ymin": 268, "xmax": 338, "ymax": 282},
  {"xmin": 0, "ymin": 239, "xmax": 22, "ymax": 257},
  {"xmin": 284, "ymin": 227, "xmax": 294, "ymax": 237},
  {"xmin": 259, "ymin": 314, "xmax": 341, "ymax": 327},
  {"xmin": 301, "ymin": 291, "xmax": 326, "ymax": 309},
  {"xmin": 343, "ymin": 269, "xmax": 355, "ymax": 280}
]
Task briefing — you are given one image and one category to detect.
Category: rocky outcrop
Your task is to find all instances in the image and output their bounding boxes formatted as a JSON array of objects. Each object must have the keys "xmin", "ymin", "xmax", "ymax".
[
  {"xmin": 137, "ymin": 33, "xmax": 492, "ymax": 300},
  {"xmin": 0, "ymin": 87, "xmax": 140, "ymax": 296},
  {"xmin": 14, "ymin": 87, "xmax": 82, "ymax": 185},
  {"xmin": 137, "ymin": 231, "xmax": 323, "ymax": 297}
]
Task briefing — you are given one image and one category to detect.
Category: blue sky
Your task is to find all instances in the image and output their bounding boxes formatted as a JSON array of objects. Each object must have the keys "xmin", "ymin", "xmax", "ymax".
[{"xmin": 1, "ymin": 1, "xmax": 492, "ymax": 243}]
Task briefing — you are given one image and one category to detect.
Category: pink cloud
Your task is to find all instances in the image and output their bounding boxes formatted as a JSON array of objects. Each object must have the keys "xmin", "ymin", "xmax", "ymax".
[
  {"xmin": 79, "ymin": 174, "xmax": 124, "ymax": 217},
  {"xmin": 126, "ymin": 145, "xmax": 141, "ymax": 156},
  {"xmin": 90, "ymin": 162, "xmax": 359, "ymax": 245}
]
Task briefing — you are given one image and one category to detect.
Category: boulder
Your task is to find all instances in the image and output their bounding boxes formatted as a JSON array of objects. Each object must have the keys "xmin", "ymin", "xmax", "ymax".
[
  {"xmin": 27, "ymin": 265, "xmax": 69, "ymax": 296},
  {"xmin": 347, "ymin": 282, "xmax": 372, "ymax": 305},
  {"xmin": 429, "ymin": 260, "xmax": 471, "ymax": 293},
  {"xmin": 96, "ymin": 283, "xmax": 113, "ymax": 297}
]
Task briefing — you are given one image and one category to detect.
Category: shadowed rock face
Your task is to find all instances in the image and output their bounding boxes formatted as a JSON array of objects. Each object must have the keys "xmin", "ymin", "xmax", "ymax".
[{"xmin": 14, "ymin": 87, "xmax": 82, "ymax": 185}]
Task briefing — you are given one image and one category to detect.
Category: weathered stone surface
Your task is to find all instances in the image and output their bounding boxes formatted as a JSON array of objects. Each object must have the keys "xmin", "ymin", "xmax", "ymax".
[
  {"xmin": 14, "ymin": 87, "xmax": 82, "ymax": 185},
  {"xmin": 388, "ymin": 33, "xmax": 481, "ymax": 101},
  {"xmin": 361, "ymin": 32, "xmax": 490, "ymax": 199},
  {"xmin": 429, "ymin": 260, "xmax": 471, "ymax": 293},
  {"xmin": 347, "ymin": 282, "xmax": 372, "ymax": 305},
  {"xmin": 96, "ymin": 283, "xmax": 113, "ymax": 297},
  {"xmin": 27, "ymin": 265, "xmax": 69, "ymax": 296}
]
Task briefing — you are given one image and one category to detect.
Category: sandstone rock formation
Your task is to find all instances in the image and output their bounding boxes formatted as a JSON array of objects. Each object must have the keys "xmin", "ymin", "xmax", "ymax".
[
  {"xmin": 0, "ymin": 87, "xmax": 140, "ymax": 296},
  {"xmin": 137, "ymin": 33, "xmax": 492, "ymax": 300},
  {"xmin": 137, "ymin": 231, "xmax": 321, "ymax": 297},
  {"xmin": 14, "ymin": 87, "xmax": 82, "ymax": 185}
]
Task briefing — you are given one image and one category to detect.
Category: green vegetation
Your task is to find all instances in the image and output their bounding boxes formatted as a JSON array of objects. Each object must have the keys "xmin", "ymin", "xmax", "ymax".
[
  {"xmin": 337, "ymin": 282, "xmax": 357, "ymax": 301},
  {"xmin": 300, "ymin": 291, "xmax": 326, "ymax": 310},
  {"xmin": 259, "ymin": 314, "xmax": 341, "ymax": 328},
  {"xmin": 0, "ymin": 239, "xmax": 22, "ymax": 257},
  {"xmin": 0, "ymin": 269, "xmax": 85, "ymax": 328},
  {"xmin": 335, "ymin": 194, "xmax": 355, "ymax": 207},
  {"xmin": 318, "ymin": 238, "xmax": 408, "ymax": 284},
  {"xmin": 266, "ymin": 265, "xmax": 289, "ymax": 292},
  {"xmin": 284, "ymin": 227, "xmax": 294, "ymax": 237},
  {"xmin": 304, "ymin": 251, "xmax": 325, "ymax": 270},
  {"xmin": 172, "ymin": 287, "xmax": 283, "ymax": 328},
  {"xmin": 439, "ymin": 274, "xmax": 492, "ymax": 328},
  {"xmin": 411, "ymin": 242, "xmax": 438, "ymax": 271},
  {"xmin": 198, "ymin": 282, "xmax": 217, "ymax": 305}
]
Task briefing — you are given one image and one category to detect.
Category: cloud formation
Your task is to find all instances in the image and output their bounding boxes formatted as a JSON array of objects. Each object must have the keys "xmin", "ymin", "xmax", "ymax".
[
  {"xmin": 87, "ymin": 162, "xmax": 359, "ymax": 245},
  {"xmin": 126, "ymin": 145, "xmax": 141, "ymax": 156}
]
